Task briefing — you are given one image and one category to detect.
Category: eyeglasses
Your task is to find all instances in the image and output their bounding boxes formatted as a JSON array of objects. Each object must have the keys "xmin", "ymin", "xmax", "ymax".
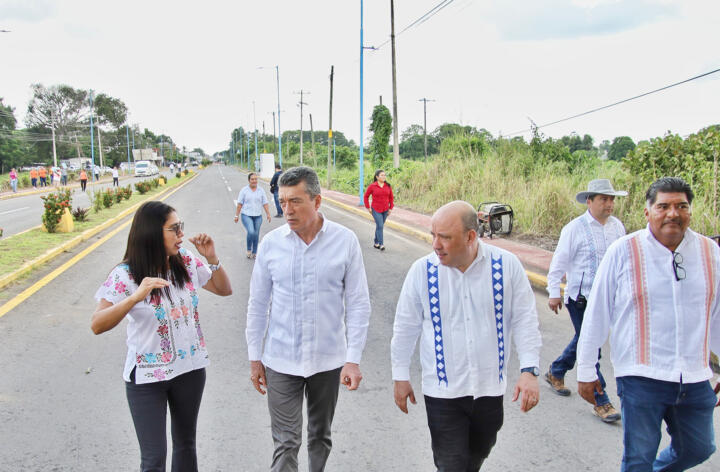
[
  {"xmin": 672, "ymin": 251, "xmax": 685, "ymax": 281},
  {"xmin": 165, "ymin": 221, "xmax": 184, "ymax": 236}
]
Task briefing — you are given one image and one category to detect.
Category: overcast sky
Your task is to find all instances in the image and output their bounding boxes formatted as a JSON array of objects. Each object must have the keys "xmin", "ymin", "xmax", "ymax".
[{"xmin": 1, "ymin": 0, "xmax": 718, "ymax": 153}]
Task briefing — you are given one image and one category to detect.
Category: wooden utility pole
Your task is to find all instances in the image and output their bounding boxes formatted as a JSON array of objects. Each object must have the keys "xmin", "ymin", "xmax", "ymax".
[
  {"xmin": 327, "ymin": 66, "xmax": 334, "ymax": 188},
  {"xmin": 390, "ymin": 0, "xmax": 400, "ymax": 168},
  {"xmin": 310, "ymin": 113, "xmax": 316, "ymax": 167},
  {"xmin": 294, "ymin": 90, "xmax": 310, "ymax": 164},
  {"xmin": 419, "ymin": 97, "xmax": 435, "ymax": 161}
]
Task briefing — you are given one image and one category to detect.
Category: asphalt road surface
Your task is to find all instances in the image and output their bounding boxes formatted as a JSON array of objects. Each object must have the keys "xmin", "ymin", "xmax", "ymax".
[
  {"xmin": 1, "ymin": 165, "xmax": 719, "ymax": 471},
  {"xmin": 0, "ymin": 175, "xmax": 150, "ymax": 238}
]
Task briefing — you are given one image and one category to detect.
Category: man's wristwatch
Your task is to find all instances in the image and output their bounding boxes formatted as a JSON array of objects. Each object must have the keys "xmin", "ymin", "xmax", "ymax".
[
  {"xmin": 208, "ymin": 260, "xmax": 221, "ymax": 272},
  {"xmin": 520, "ymin": 366, "xmax": 540, "ymax": 376}
]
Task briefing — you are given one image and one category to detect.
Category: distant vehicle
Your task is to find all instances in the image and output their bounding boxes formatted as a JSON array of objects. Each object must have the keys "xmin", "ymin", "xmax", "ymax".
[{"xmin": 134, "ymin": 160, "xmax": 158, "ymax": 177}]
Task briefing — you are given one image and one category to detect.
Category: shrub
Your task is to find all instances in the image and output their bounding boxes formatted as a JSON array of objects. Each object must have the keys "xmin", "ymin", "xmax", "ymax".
[
  {"xmin": 21, "ymin": 175, "xmax": 30, "ymax": 188},
  {"xmin": 41, "ymin": 189, "xmax": 72, "ymax": 233},
  {"xmin": 122, "ymin": 185, "xmax": 133, "ymax": 200},
  {"xmin": 102, "ymin": 189, "xmax": 115, "ymax": 208},
  {"xmin": 135, "ymin": 181, "xmax": 150, "ymax": 194},
  {"xmin": 150, "ymin": 178, "xmax": 160, "ymax": 188},
  {"xmin": 72, "ymin": 207, "xmax": 89, "ymax": 222},
  {"xmin": 176, "ymin": 172, "xmax": 181, "ymax": 178}
]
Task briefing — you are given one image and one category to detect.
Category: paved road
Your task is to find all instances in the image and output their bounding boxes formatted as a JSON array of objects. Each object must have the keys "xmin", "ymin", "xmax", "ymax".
[
  {"xmin": 0, "ymin": 175, "xmax": 153, "ymax": 238},
  {"xmin": 1, "ymin": 164, "xmax": 718, "ymax": 471}
]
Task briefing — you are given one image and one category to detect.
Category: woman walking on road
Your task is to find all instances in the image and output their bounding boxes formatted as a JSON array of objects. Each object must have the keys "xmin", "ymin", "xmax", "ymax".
[
  {"xmin": 234, "ymin": 172, "xmax": 271, "ymax": 259},
  {"xmin": 364, "ymin": 169, "xmax": 394, "ymax": 250},
  {"xmin": 91, "ymin": 201, "xmax": 232, "ymax": 472}
]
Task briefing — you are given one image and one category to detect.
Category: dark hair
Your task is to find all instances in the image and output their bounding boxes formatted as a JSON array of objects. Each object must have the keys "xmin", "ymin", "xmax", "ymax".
[
  {"xmin": 122, "ymin": 201, "xmax": 190, "ymax": 301},
  {"xmin": 279, "ymin": 166, "xmax": 321, "ymax": 198},
  {"xmin": 247, "ymin": 172, "xmax": 256, "ymax": 182},
  {"xmin": 275, "ymin": 163, "xmax": 282, "ymax": 170},
  {"xmin": 373, "ymin": 169, "xmax": 391, "ymax": 187},
  {"xmin": 645, "ymin": 177, "xmax": 694, "ymax": 206}
]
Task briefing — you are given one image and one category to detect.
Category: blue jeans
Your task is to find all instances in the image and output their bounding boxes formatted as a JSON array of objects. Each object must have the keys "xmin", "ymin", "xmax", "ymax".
[
  {"xmin": 241, "ymin": 214, "xmax": 262, "ymax": 254},
  {"xmin": 371, "ymin": 209, "xmax": 388, "ymax": 246},
  {"xmin": 10, "ymin": 179, "xmax": 17, "ymax": 192},
  {"xmin": 273, "ymin": 190, "xmax": 283, "ymax": 216},
  {"xmin": 550, "ymin": 297, "xmax": 609, "ymax": 405},
  {"xmin": 424, "ymin": 395, "xmax": 504, "ymax": 472},
  {"xmin": 617, "ymin": 376, "xmax": 716, "ymax": 471}
]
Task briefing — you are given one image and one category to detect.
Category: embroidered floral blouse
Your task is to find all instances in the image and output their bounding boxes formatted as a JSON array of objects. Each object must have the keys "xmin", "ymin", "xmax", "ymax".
[{"xmin": 94, "ymin": 248, "xmax": 212, "ymax": 384}]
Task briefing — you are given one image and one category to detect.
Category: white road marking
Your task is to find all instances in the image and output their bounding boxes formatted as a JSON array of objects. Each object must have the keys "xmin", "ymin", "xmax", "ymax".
[{"xmin": 0, "ymin": 207, "xmax": 29, "ymax": 216}]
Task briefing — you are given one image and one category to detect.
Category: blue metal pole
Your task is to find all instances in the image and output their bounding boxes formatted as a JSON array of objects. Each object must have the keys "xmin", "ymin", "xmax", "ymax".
[
  {"xmin": 247, "ymin": 135, "xmax": 250, "ymax": 168},
  {"xmin": 358, "ymin": 0, "xmax": 365, "ymax": 205},
  {"xmin": 89, "ymin": 91, "xmax": 96, "ymax": 182},
  {"xmin": 126, "ymin": 124, "xmax": 131, "ymax": 170},
  {"xmin": 276, "ymin": 65, "xmax": 282, "ymax": 168}
]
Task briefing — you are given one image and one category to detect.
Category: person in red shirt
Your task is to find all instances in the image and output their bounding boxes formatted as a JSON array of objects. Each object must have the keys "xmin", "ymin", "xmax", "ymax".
[{"xmin": 364, "ymin": 169, "xmax": 394, "ymax": 250}]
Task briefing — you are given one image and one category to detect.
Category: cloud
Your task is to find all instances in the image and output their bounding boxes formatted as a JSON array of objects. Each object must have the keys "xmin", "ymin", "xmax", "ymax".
[
  {"xmin": 487, "ymin": 0, "xmax": 679, "ymax": 41},
  {"xmin": 0, "ymin": 0, "xmax": 57, "ymax": 22}
]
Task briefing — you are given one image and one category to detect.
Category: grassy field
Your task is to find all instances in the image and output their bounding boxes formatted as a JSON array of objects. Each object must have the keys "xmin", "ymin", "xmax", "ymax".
[{"xmin": 0, "ymin": 173, "xmax": 192, "ymax": 278}]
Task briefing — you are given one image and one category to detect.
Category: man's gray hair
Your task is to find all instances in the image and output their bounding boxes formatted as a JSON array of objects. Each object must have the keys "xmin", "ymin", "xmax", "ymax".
[{"xmin": 279, "ymin": 166, "xmax": 321, "ymax": 198}]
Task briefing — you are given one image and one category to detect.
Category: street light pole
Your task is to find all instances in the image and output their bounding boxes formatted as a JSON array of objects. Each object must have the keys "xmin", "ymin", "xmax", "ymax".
[
  {"xmin": 359, "ymin": 0, "xmax": 365, "ymax": 205},
  {"xmin": 89, "ymin": 90, "xmax": 96, "ymax": 182}
]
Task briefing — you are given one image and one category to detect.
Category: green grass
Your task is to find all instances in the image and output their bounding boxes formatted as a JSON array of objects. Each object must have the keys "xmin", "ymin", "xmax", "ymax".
[{"xmin": 0, "ymin": 174, "xmax": 191, "ymax": 278}]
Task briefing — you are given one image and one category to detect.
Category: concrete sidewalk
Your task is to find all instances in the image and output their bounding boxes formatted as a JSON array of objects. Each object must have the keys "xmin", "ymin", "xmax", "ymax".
[{"xmin": 321, "ymin": 187, "xmax": 555, "ymax": 290}]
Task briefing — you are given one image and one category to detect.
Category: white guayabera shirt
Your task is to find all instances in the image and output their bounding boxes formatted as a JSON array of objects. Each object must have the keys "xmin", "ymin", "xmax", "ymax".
[
  {"xmin": 578, "ymin": 227, "xmax": 720, "ymax": 384},
  {"xmin": 547, "ymin": 210, "xmax": 626, "ymax": 302},
  {"xmin": 391, "ymin": 244, "xmax": 542, "ymax": 399},
  {"xmin": 95, "ymin": 248, "xmax": 212, "ymax": 384},
  {"xmin": 246, "ymin": 214, "xmax": 371, "ymax": 377}
]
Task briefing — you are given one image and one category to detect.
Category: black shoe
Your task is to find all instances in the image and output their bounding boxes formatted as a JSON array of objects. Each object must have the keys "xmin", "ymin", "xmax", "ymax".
[
  {"xmin": 274, "ymin": 214, "xmax": 283, "ymax": 217},
  {"xmin": 373, "ymin": 244, "xmax": 380, "ymax": 249},
  {"xmin": 379, "ymin": 245, "xmax": 386, "ymax": 251}
]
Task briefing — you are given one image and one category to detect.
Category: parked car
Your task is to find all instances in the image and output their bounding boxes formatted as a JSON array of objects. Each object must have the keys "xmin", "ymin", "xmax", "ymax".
[{"xmin": 134, "ymin": 160, "xmax": 154, "ymax": 177}]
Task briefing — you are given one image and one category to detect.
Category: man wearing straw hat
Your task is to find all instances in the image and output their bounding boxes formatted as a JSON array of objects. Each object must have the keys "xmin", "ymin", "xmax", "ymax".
[{"xmin": 545, "ymin": 178, "xmax": 627, "ymax": 423}]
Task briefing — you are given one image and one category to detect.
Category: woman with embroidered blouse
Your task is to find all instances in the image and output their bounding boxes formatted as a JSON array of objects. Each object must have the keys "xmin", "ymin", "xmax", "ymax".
[{"xmin": 91, "ymin": 200, "xmax": 231, "ymax": 472}]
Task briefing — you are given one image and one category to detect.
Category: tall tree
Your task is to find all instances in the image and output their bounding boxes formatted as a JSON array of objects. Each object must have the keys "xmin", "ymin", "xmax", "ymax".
[{"xmin": 608, "ymin": 136, "xmax": 636, "ymax": 161}]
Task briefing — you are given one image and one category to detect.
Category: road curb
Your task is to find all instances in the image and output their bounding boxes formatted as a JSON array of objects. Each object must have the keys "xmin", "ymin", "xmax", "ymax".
[
  {"xmin": 320, "ymin": 194, "xmax": 552, "ymax": 291},
  {"xmin": 0, "ymin": 173, "xmax": 199, "ymax": 291}
]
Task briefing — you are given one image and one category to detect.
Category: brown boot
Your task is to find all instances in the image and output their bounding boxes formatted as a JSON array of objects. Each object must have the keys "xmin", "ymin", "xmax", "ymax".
[
  {"xmin": 593, "ymin": 403, "xmax": 621, "ymax": 423},
  {"xmin": 544, "ymin": 370, "xmax": 571, "ymax": 396}
]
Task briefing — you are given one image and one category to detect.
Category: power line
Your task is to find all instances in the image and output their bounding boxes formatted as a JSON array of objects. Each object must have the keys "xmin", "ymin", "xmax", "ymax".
[
  {"xmin": 371, "ymin": 0, "xmax": 456, "ymax": 51},
  {"xmin": 505, "ymin": 67, "xmax": 720, "ymax": 137}
]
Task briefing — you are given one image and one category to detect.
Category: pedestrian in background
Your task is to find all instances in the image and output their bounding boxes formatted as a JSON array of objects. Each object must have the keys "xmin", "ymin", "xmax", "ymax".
[
  {"xmin": 364, "ymin": 169, "xmax": 394, "ymax": 251},
  {"xmin": 52, "ymin": 167, "xmax": 61, "ymax": 187},
  {"xmin": 545, "ymin": 179, "xmax": 626, "ymax": 423},
  {"xmin": 112, "ymin": 165, "xmax": 120, "ymax": 187},
  {"xmin": 578, "ymin": 177, "xmax": 720, "ymax": 470},
  {"xmin": 234, "ymin": 172, "xmax": 271, "ymax": 259},
  {"xmin": 246, "ymin": 166, "xmax": 371, "ymax": 472},
  {"xmin": 38, "ymin": 166, "xmax": 47, "ymax": 187},
  {"xmin": 9, "ymin": 168, "xmax": 18, "ymax": 193},
  {"xmin": 79, "ymin": 169, "xmax": 88, "ymax": 192},
  {"xmin": 392, "ymin": 201, "xmax": 541, "ymax": 472},
  {"xmin": 269, "ymin": 163, "xmax": 283, "ymax": 217},
  {"xmin": 29, "ymin": 167, "xmax": 38, "ymax": 189},
  {"xmin": 60, "ymin": 166, "xmax": 68, "ymax": 186},
  {"xmin": 91, "ymin": 200, "xmax": 232, "ymax": 472},
  {"xmin": 93, "ymin": 165, "xmax": 100, "ymax": 181}
]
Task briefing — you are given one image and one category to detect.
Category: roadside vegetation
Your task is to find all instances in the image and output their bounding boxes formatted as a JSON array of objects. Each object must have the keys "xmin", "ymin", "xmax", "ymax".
[
  {"xmin": 240, "ymin": 117, "xmax": 720, "ymax": 239},
  {"xmin": 0, "ymin": 173, "xmax": 192, "ymax": 279}
]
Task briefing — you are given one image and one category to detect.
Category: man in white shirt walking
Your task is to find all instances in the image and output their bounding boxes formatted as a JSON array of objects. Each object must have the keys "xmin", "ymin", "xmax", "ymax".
[
  {"xmin": 578, "ymin": 177, "xmax": 720, "ymax": 471},
  {"xmin": 246, "ymin": 166, "xmax": 371, "ymax": 472},
  {"xmin": 392, "ymin": 201, "xmax": 541, "ymax": 471},
  {"xmin": 545, "ymin": 178, "xmax": 626, "ymax": 423}
]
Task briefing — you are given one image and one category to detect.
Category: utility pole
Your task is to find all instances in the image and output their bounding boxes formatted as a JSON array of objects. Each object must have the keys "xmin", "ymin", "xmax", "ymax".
[
  {"xmin": 253, "ymin": 101, "xmax": 258, "ymax": 163},
  {"xmin": 272, "ymin": 112, "xmax": 276, "ymax": 157},
  {"xmin": 89, "ymin": 90, "xmax": 96, "ymax": 181},
  {"xmin": 294, "ymin": 90, "xmax": 309, "ymax": 165},
  {"xmin": 419, "ymin": 98, "xmax": 435, "ymax": 161},
  {"xmin": 50, "ymin": 112, "xmax": 58, "ymax": 167},
  {"xmin": 262, "ymin": 121, "xmax": 266, "ymax": 153},
  {"xmin": 390, "ymin": 0, "xmax": 400, "ymax": 168},
  {"xmin": 327, "ymin": 65, "xmax": 334, "ymax": 188},
  {"xmin": 97, "ymin": 126, "xmax": 104, "ymax": 169},
  {"xmin": 309, "ymin": 113, "xmax": 316, "ymax": 167}
]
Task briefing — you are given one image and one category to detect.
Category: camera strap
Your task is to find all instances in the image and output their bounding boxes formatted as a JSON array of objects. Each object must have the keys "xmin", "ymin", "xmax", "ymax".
[{"xmin": 577, "ymin": 271, "xmax": 585, "ymax": 300}]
